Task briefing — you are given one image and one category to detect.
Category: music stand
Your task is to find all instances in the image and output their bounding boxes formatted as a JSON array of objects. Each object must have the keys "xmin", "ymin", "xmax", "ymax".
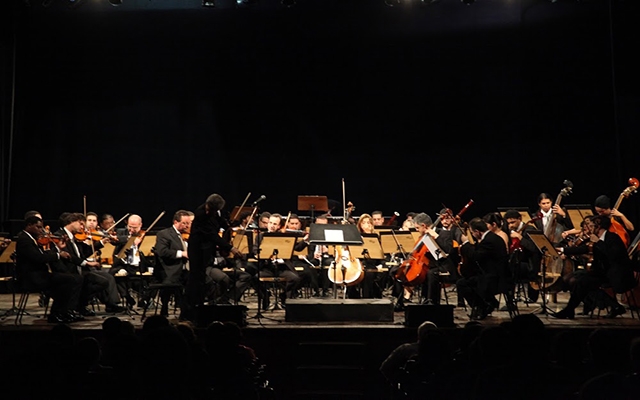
[
  {"xmin": 258, "ymin": 233, "xmax": 298, "ymax": 312},
  {"xmin": 565, "ymin": 204, "xmax": 594, "ymax": 231},
  {"xmin": 348, "ymin": 233, "xmax": 385, "ymax": 260},
  {"xmin": 232, "ymin": 230, "xmax": 253, "ymax": 255},
  {"xmin": 379, "ymin": 231, "xmax": 414, "ymax": 258},
  {"xmin": 308, "ymin": 223, "xmax": 363, "ymax": 299},
  {"xmin": 0, "ymin": 241, "xmax": 18, "ymax": 317},
  {"xmin": 527, "ymin": 231, "xmax": 561, "ymax": 316},
  {"xmin": 298, "ymin": 195, "xmax": 328, "ymax": 222}
]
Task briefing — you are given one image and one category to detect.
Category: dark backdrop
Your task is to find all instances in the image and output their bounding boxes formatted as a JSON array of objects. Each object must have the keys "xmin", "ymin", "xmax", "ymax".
[{"xmin": 1, "ymin": 0, "xmax": 639, "ymax": 233}]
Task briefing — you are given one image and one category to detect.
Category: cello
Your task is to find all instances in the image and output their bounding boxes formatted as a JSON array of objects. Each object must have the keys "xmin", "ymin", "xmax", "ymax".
[{"xmin": 326, "ymin": 200, "xmax": 364, "ymax": 288}]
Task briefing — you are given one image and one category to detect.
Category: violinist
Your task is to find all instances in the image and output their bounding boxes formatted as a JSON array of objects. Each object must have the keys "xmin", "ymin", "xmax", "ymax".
[
  {"xmin": 293, "ymin": 213, "xmax": 334, "ymax": 297},
  {"xmin": 181, "ymin": 194, "xmax": 243, "ymax": 322},
  {"xmin": 504, "ymin": 209, "xmax": 541, "ymax": 304},
  {"xmin": 100, "ymin": 213, "xmax": 116, "ymax": 231},
  {"xmin": 154, "ymin": 210, "xmax": 192, "ymax": 315},
  {"xmin": 16, "ymin": 215, "xmax": 83, "ymax": 323},
  {"xmin": 55, "ymin": 212, "xmax": 122, "ymax": 316},
  {"xmin": 110, "ymin": 214, "xmax": 153, "ymax": 309},
  {"xmin": 251, "ymin": 213, "xmax": 302, "ymax": 309},
  {"xmin": 552, "ymin": 215, "xmax": 635, "ymax": 319},
  {"xmin": 287, "ymin": 214, "xmax": 322, "ymax": 298},
  {"xmin": 456, "ymin": 217, "xmax": 510, "ymax": 320}
]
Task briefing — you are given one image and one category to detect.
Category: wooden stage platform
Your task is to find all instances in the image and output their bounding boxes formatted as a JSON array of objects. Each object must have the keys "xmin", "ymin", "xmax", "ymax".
[{"xmin": 2, "ymin": 289, "xmax": 640, "ymax": 399}]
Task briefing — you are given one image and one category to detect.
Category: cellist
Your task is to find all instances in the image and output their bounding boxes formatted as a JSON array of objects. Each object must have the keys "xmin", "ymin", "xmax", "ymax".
[{"xmin": 415, "ymin": 212, "xmax": 455, "ymax": 306}]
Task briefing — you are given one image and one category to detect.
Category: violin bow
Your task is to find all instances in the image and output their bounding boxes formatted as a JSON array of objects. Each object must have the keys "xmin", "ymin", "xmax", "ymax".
[
  {"xmin": 232, "ymin": 192, "xmax": 251, "ymax": 222},
  {"xmin": 115, "ymin": 211, "xmax": 165, "ymax": 261}
]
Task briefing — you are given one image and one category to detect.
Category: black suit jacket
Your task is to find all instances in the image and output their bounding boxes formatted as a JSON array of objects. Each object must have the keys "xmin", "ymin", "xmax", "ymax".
[
  {"xmin": 460, "ymin": 230, "xmax": 510, "ymax": 294},
  {"xmin": 15, "ymin": 231, "xmax": 58, "ymax": 291},
  {"xmin": 154, "ymin": 226, "xmax": 187, "ymax": 283}
]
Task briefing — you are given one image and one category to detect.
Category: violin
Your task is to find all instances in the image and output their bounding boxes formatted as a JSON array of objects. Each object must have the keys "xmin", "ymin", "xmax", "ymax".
[
  {"xmin": 37, "ymin": 230, "xmax": 68, "ymax": 247},
  {"xmin": 74, "ymin": 229, "xmax": 115, "ymax": 242}
]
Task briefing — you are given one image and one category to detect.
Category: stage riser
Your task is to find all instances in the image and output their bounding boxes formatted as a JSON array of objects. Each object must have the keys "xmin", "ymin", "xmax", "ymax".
[
  {"xmin": 285, "ymin": 299, "xmax": 394, "ymax": 323},
  {"xmin": 196, "ymin": 305, "xmax": 248, "ymax": 327},
  {"xmin": 404, "ymin": 304, "xmax": 455, "ymax": 328}
]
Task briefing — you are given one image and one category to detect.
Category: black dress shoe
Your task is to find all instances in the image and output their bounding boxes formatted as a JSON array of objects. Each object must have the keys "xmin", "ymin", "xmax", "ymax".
[
  {"xmin": 78, "ymin": 308, "xmax": 96, "ymax": 317},
  {"xmin": 126, "ymin": 296, "xmax": 136, "ymax": 308},
  {"xmin": 393, "ymin": 302, "xmax": 405, "ymax": 312},
  {"xmin": 105, "ymin": 305, "xmax": 126, "ymax": 313},
  {"xmin": 551, "ymin": 308, "xmax": 575, "ymax": 319},
  {"xmin": 47, "ymin": 313, "xmax": 71, "ymax": 324},
  {"xmin": 606, "ymin": 305, "xmax": 626, "ymax": 319},
  {"xmin": 137, "ymin": 299, "xmax": 149, "ymax": 309}
]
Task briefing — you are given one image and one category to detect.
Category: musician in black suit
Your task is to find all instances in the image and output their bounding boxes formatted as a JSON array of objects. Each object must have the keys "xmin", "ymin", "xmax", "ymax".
[
  {"xmin": 552, "ymin": 215, "xmax": 636, "ymax": 319},
  {"xmin": 182, "ymin": 194, "xmax": 243, "ymax": 321},
  {"xmin": 417, "ymin": 211, "xmax": 456, "ymax": 305},
  {"xmin": 457, "ymin": 217, "xmax": 510, "ymax": 320},
  {"xmin": 56, "ymin": 212, "xmax": 123, "ymax": 316},
  {"xmin": 110, "ymin": 214, "xmax": 154, "ymax": 307},
  {"xmin": 15, "ymin": 216, "xmax": 83, "ymax": 323},
  {"xmin": 292, "ymin": 214, "xmax": 334, "ymax": 297},
  {"xmin": 505, "ymin": 209, "xmax": 542, "ymax": 303},
  {"xmin": 153, "ymin": 210, "xmax": 191, "ymax": 316},
  {"xmin": 252, "ymin": 213, "xmax": 302, "ymax": 309}
]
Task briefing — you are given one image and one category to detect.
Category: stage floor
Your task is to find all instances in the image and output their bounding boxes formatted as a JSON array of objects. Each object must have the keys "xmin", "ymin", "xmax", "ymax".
[{"xmin": 2, "ymin": 286, "xmax": 639, "ymax": 331}]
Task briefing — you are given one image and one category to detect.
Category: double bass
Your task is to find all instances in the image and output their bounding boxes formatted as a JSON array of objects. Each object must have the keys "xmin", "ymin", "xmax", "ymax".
[
  {"xmin": 609, "ymin": 177, "xmax": 639, "ymax": 248},
  {"xmin": 534, "ymin": 180, "xmax": 573, "ymax": 292}
]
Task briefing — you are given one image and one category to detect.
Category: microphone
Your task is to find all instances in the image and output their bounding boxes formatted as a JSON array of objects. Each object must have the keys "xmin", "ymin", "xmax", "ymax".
[{"xmin": 252, "ymin": 195, "xmax": 267, "ymax": 206}]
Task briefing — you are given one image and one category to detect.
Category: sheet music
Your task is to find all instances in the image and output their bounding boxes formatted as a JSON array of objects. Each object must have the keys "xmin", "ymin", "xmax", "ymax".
[{"xmin": 419, "ymin": 234, "xmax": 447, "ymax": 259}]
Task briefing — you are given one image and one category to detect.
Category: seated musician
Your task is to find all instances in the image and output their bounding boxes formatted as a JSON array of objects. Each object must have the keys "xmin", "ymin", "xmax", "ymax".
[
  {"xmin": 416, "ymin": 212, "xmax": 455, "ymax": 305},
  {"xmin": 250, "ymin": 213, "xmax": 301, "ymax": 309},
  {"xmin": 353, "ymin": 213, "xmax": 384, "ymax": 299},
  {"xmin": 552, "ymin": 215, "xmax": 635, "ymax": 319},
  {"xmin": 16, "ymin": 215, "xmax": 84, "ymax": 323},
  {"xmin": 457, "ymin": 217, "xmax": 510, "ymax": 320},
  {"xmin": 293, "ymin": 213, "xmax": 334, "ymax": 297},
  {"xmin": 153, "ymin": 210, "xmax": 191, "ymax": 315},
  {"xmin": 593, "ymin": 195, "xmax": 635, "ymax": 246},
  {"xmin": 56, "ymin": 212, "xmax": 124, "ymax": 316},
  {"xmin": 287, "ymin": 214, "xmax": 321, "ymax": 297},
  {"xmin": 504, "ymin": 209, "xmax": 541, "ymax": 304},
  {"xmin": 109, "ymin": 214, "xmax": 153, "ymax": 309}
]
